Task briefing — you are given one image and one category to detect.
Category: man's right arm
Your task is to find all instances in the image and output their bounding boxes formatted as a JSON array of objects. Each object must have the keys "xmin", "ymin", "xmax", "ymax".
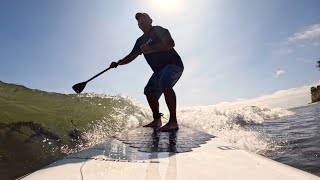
[
  {"xmin": 110, "ymin": 38, "xmax": 142, "ymax": 68},
  {"xmin": 118, "ymin": 52, "xmax": 140, "ymax": 66},
  {"xmin": 110, "ymin": 52, "xmax": 140, "ymax": 68}
]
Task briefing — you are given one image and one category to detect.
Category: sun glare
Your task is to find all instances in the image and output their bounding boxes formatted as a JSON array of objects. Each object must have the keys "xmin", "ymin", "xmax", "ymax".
[{"xmin": 146, "ymin": 0, "xmax": 183, "ymax": 15}]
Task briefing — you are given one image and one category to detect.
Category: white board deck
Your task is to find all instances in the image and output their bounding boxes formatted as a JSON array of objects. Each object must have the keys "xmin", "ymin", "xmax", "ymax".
[{"xmin": 20, "ymin": 127, "xmax": 319, "ymax": 180}]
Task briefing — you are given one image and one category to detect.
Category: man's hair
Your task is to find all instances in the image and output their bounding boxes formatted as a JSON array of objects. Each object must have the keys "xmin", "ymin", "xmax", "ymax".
[{"xmin": 135, "ymin": 12, "xmax": 151, "ymax": 20}]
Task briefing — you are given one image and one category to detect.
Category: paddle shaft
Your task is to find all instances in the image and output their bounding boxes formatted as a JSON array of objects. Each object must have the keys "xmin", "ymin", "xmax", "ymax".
[
  {"xmin": 85, "ymin": 50, "xmax": 142, "ymax": 83},
  {"xmin": 86, "ymin": 67, "xmax": 111, "ymax": 83}
]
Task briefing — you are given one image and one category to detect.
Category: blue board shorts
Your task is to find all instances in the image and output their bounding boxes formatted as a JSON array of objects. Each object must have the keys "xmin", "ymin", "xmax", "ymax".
[{"xmin": 144, "ymin": 64, "xmax": 183, "ymax": 99}]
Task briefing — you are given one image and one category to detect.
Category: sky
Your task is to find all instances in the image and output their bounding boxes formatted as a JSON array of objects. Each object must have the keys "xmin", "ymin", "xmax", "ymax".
[{"xmin": 1, "ymin": 0, "xmax": 320, "ymax": 109}]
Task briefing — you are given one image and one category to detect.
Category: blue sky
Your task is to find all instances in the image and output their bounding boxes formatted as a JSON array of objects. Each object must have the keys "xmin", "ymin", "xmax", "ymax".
[{"xmin": 1, "ymin": 0, "xmax": 320, "ymax": 109}]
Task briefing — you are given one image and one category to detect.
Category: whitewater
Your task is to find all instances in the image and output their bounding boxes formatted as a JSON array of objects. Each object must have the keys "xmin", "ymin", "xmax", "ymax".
[
  {"xmin": 81, "ymin": 93, "xmax": 292, "ymax": 155},
  {"xmin": 80, "ymin": 93, "xmax": 319, "ymax": 176}
]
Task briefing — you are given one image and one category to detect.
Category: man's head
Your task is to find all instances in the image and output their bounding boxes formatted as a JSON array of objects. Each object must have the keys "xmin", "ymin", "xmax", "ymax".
[{"xmin": 135, "ymin": 12, "xmax": 152, "ymax": 33}]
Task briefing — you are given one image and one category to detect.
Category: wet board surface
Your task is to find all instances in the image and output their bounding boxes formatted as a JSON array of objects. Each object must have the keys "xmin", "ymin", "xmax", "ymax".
[
  {"xmin": 20, "ymin": 126, "xmax": 320, "ymax": 180},
  {"xmin": 115, "ymin": 127, "xmax": 215, "ymax": 153}
]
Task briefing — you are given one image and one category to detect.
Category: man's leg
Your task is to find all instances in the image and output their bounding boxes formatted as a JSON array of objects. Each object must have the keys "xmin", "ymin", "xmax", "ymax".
[
  {"xmin": 143, "ymin": 93, "xmax": 162, "ymax": 127},
  {"xmin": 157, "ymin": 65, "xmax": 183, "ymax": 131},
  {"xmin": 143, "ymin": 72, "xmax": 162, "ymax": 128},
  {"xmin": 158, "ymin": 87, "xmax": 179, "ymax": 131}
]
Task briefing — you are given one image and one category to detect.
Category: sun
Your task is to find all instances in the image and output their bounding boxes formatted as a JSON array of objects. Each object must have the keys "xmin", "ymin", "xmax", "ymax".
[{"xmin": 145, "ymin": 0, "xmax": 183, "ymax": 15}]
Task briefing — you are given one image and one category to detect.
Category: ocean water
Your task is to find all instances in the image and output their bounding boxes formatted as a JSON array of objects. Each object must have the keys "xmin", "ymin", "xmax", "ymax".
[
  {"xmin": 261, "ymin": 103, "xmax": 320, "ymax": 176},
  {"xmin": 0, "ymin": 81, "xmax": 319, "ymax": 179},
  {"xmin": 175, "ymin": 103, "xmax": 320, "ymax": 176}
]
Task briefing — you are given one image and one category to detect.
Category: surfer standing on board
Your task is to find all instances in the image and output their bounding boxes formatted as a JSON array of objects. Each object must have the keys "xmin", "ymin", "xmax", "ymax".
[{"xmin": 110, "ymin": 12, "xmax": 184, "ymax": 132}]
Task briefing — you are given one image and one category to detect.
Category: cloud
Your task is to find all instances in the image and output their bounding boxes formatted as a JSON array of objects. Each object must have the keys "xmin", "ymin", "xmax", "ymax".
[
  {"xmin": 214, "ymin": 83, "xmax": 319, "ymax": 109},
  {"xmin": 273, "ymin": 69, "xmax": 286, "ymax": 78},
  {"xmin": 287, "ymin": 24, "xmax": 320, "ymax": 44},
  {"xmin": 273, "ymin": 23, "xmax": 320, "ymax": 56}
]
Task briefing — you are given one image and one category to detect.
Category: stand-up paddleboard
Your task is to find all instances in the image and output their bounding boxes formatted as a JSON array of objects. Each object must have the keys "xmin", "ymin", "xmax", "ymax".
[{"xmin": 19, "ymin": 127, "xmax": 319, "ymax": 180}]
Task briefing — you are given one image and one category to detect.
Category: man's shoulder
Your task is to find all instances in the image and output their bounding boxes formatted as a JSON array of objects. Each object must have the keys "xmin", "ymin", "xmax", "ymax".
[
  {"xmin": 153, "ymin": 25, "xmax": 168, "ymax": 31},
  {"xmin": 136, "ymin": 34, "xmax": 144, "ymax": 42},
  {"xmin": 152, "ymin": 26, "xmax": 171, "ymax": 40}
]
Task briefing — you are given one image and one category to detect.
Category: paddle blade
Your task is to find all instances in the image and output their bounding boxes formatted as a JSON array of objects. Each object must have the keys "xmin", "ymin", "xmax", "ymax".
[{"xmin": 72, "ymin": 82, "xmax": 87, "ymax": 94}]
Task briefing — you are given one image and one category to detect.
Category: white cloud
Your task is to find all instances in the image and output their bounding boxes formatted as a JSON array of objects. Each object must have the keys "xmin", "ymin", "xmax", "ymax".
[
  {"xmin": 273, "ymin": 69, "xmax": 286, "ymax": 78},
  {"xmin": 287, "ymin": 24, "xmax": 320, "ymax": 44},
  {"xmin": 274, "ymin": 23, "xmax": 320, "ymax": 56},
  {"xmin": 214, "ymin": 83, "xmax": 319, "ymax": 109}
]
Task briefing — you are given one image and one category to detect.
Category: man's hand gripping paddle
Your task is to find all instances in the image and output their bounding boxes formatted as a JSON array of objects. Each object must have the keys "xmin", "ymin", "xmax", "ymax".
[
  {"xmin": 72, "ymin": 50, "xmax": 142, "ymax": 94},
  {"xmin": 72, "ymin": 39, "xmax": 152, "ymax": 94}
]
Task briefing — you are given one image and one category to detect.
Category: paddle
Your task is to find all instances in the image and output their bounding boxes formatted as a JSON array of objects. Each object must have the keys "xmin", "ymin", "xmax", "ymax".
[
  {"xmin": 72, "ymin": 50, "xmax": 142, "ymax": 94},
  {"xmin": 72, "ymin": 67, "xmax": 112, "ymax": 93}
]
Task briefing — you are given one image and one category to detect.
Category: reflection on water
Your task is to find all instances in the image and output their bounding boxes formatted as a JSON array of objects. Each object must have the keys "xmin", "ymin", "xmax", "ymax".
[
  {"xmin": 61, "ymin": 127, "xmax": 214, "ymax": 180},
  {"xmin": 114, "ymin": 127, "xmax": 214, "ymax": 180},
  {"xmin": 145, "ymin": 130, "xmax": 177, "ymax": 180},
  {"xmin": 115, "ymin": 127, "xmax": 215, "ymax": 153}
]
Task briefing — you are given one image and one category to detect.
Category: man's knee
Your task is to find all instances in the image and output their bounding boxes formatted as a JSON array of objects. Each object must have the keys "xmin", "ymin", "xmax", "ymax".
[
  {"xmin": 162, "ymin": 86, "xmax": 173, "ymax": 93},
  {"xmin": 145, "ymin": 91, "xmax": 154, "ymax": 97},
  {"xmin": 145, "ymin": 92, "xmax": 161, "ymax": 100}
]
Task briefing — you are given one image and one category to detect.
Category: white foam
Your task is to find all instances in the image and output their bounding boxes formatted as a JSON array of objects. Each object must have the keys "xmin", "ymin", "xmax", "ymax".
[
  {"xmin": 70, "ymin": 94, "xmax": 295, "ymax": 155},
  {"xmin": 175, "ymin": 105, "xmax": 294, "ymax": 154}
]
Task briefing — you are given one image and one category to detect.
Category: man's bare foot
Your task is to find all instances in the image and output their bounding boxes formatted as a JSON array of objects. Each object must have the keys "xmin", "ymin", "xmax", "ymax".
[
  {"xmin": 143, "ymin": 120, "xmax": 162, "ymax": 128},
  {"xmin": 143, "ymin": 113, "xmax": 163, "ymax": 128},
  {"xmin": 158, "ymin": 122, "xmax": 179, "ymax": 132}
]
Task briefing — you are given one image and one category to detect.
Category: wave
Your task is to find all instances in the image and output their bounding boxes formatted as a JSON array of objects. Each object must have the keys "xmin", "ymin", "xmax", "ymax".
[
  {"xmin": 174, "ymin": 105, "xmax": 294, "ymax": 154},
  {"xmin": 0, "ymin": 81, "xmax": 295, "ymax": 178},
  {"xmin": 0, "ymin": 81, "xmax": 151, "ymax": 178}
]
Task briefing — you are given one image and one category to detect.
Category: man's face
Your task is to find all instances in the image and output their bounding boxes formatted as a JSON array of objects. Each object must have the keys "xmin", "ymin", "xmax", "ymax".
[{"xmin": 137, "ymin": 16, "xmax": 152, "ymax": 33}]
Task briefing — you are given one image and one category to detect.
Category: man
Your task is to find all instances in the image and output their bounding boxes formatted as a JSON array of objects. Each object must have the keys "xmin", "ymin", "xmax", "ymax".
[{"xmin": 110, "ymin": 12, "xmax": 184, "ymax": 131}]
